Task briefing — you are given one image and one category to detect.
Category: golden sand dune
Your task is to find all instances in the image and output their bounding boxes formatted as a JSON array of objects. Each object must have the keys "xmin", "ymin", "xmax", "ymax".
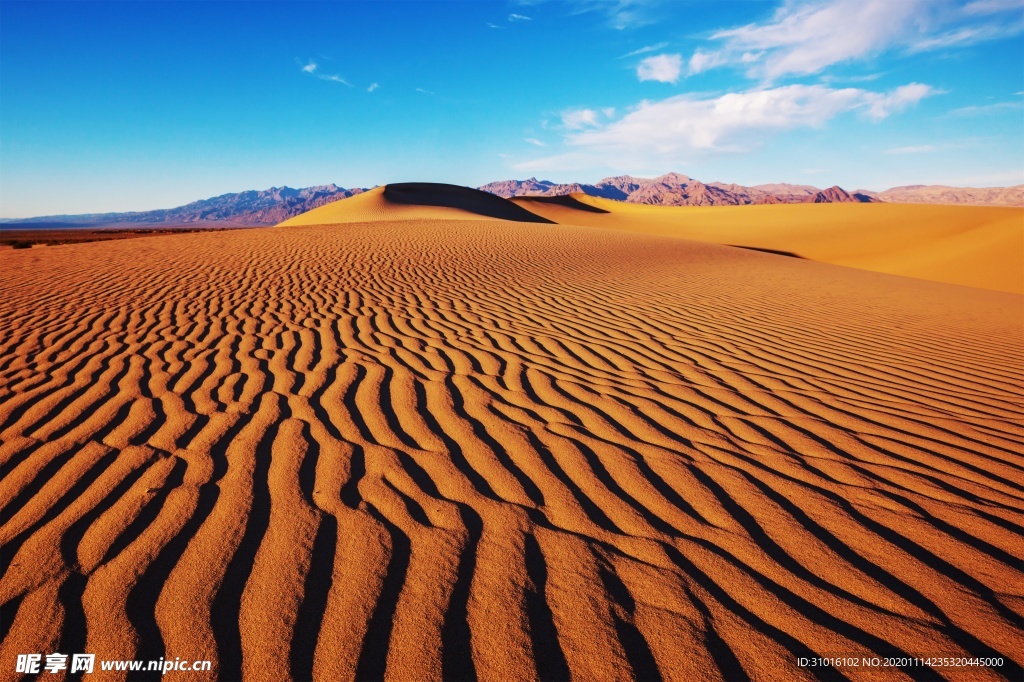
[
  {"xmin": 1, "ymin": 203, "xmax": 1023, "ymax": 681},
  {"xmin": 280, "ymin": 183, "xmax": 554, "ymax": 227},
  {"xmin": 512, "ymin": 195, "xmax": 1024, "ymax": 295}
]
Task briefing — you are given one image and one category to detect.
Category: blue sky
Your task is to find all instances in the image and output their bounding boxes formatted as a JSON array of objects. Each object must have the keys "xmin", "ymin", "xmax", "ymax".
[{"xmin": 1, "ymin": 0, "xmax": 1022, "ymax": 217}]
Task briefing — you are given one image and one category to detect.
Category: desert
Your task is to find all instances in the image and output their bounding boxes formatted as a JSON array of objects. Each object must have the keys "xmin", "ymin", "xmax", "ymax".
[
  {"xmin": 1, "ymin": 184, "xmax": 1022, "ymax": 681},
  {"xmin": 4, "ymin": 0, "xmax": 1024, "ymax": 680}
]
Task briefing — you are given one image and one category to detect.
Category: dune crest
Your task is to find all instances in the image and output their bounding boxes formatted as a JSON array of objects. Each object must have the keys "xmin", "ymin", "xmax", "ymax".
[{"xmin": 278, "ymin": 183, "xmax": 552, "ymax": 226}]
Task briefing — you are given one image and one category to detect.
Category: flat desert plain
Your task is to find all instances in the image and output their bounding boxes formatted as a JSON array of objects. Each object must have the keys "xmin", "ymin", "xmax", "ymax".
[{"xmin": 1, "ymin": 184, "xmax": 1022, "ymax": 681}]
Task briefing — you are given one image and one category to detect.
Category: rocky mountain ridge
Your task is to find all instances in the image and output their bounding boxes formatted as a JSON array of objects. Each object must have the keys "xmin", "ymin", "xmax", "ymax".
[
  {"xmin": 479, "ymin": 174, "xmax": 886, "ymax": 206},
  {"xmin": 871, "ymin": 184, "xmax": 1024, "ymax": 206}
]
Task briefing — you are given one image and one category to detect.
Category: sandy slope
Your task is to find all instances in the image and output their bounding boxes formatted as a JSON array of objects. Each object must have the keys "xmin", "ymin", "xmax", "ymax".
[
  {"xmin": 279, "ymin": 186, "xmax": 471, "ymax": 225},
  {"xmin": 1, "ymin": 203, "xmax": 1022, "ymax": 681},
  {"xmin": 280, "ymin": 184, "xmax": 553, "ymax": 227},
  {"xmin": 511, "ymin": 196, "xmax": 1024, "ymax": 295}
]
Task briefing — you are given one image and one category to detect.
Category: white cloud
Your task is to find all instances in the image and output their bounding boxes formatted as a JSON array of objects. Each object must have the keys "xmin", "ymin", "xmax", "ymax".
[
  {"xmin": 699, "ymin": 0, "xmax": 928, "ymax": 79},
  {"xmin": 689, "ymin": 0, "xmax": 1024, "ymax": 80},
  {"xmin": 416, "ymin": 87, "xmax": 436, "ymax": 95},
  {"xmin": 688, "ymin": 49, "xmax": 728, "ymax": 75},
  {"xmin": 301, "ymin": 60, "xmax": 352, "ymax": 87},
  {"xmin": 963, "ymin": 0, "xmax": 1024, "ymax": 14},
  {"xmin": 568, "ymin": 0, "xmax": 666, "ymax": 30},
  {"xmin": 367, "ymin": 82, "xmax": 379, "ymax": 92},
  {"xmin": 601, "ymin": 107, "xmax": 616, "ymax": 118},
  {"xmin": 909, "ymin": 15, "xmax": 1024, "ymax": 51},
  {"xmin": 524, "ymin": 138, "xmax": 546, "ymax": 147},
  {"xmin": 862, "ymin": 83, "xmax": 938, "ymax": 121},
  {"xmin": 820, "ymin": 72, "xmax": 884, "ymax": 84},
  {"xmin": 637, "ymin": 54, "xmax": 682, "ymax": 83},
  {"xmin": 561, "ymin": 108, "xmax": 601, "ymax": 130},
  {"xmin": 487, "ymin": 22, "xmax": 504, "ymax": 29},
  {"xmin": 552, "ymin": 84, "xmax": 936, "ymax": 162},
  {"xmin": 620, "ymin": 42, "xmax": 668, "ymax": 58},
  {"xmin": 318, "ymin": 74, "xmax": 352, "ymax": 86},
  {"xmin": 950, "ymin": 100, "xmax": 1024, "ymax": 115},
  {"xmin": 508, "ymin": 13, "xmax": 531, "ymax": 21},
  {"xmin": 886, "ymin": 145, "xmax": 936, "ymax": 154}
]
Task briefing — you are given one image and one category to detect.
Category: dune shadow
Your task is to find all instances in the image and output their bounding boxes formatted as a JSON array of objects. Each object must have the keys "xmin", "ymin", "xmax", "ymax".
[
  {"xmin": 291, "ymin": 512, "xmax": 336, "ymax": 682},
  {"xmin": 517, "ymin": 195, "xmax": 611, "ymax": 214},
  {"xmin": 727, "ymin": 245, "xmax": 806, "ymax": 259},
  {"xmin": 384, "ymin": 183, "xmax": 555, "ymax": 224},
  {"xmin": 354, "ymin": 508, "xmax": 411, "ymax": 682},
  {"xmin": 523, "ymin": 534, "xmax": 571, "ymax": 681}
]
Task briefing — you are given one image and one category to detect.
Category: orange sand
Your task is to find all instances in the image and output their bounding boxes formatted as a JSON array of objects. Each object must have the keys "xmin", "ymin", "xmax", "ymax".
[
  {"xmin": 509, "ymin": 195, "xmax": 1024, "ymax": 295},
  {"xmin": 1, "ymin": 188, "xmax": 1022, "ymax": 681}
]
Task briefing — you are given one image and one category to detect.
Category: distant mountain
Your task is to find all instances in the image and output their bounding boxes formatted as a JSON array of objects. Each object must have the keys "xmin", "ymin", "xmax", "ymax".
[
  {"xmin": 4, "ymin": 175, "xmax": 1020, "ymax": 228},
  {"xmin": 477, "ymin": 178, "xmax": 590, "ymax": 198},
  {"xmin": 748, "ymin": 183, "xmax": 821, "ymax": 198},
  {"xmin": 875, "ymin": 184, "xmax": 1024, "ymax": 206},
  {"xmin": 806, "ymin": 186, "xmax": 879, "ymax": 203},
  {"xmin": 479, "ymin": 174, "xmax": 878, "ymax": 206},
  {"xmin": 1, "ymin": 184, "xmax": 369, "ymax": 227}
]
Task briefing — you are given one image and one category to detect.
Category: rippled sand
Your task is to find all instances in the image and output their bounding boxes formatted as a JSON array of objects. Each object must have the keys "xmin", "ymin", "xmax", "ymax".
[{"xmin": 1, "ymin": 201, "xmax": 1022, "ymax": 681}]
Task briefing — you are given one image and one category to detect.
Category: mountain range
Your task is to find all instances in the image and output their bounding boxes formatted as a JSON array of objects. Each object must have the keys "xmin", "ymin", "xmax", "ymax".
[
  {"xmin": 0, "ymin": 185, "xmax": 365, "ymax": 228},
  {"xmin": 3, "ymin": 175, "xmax": 1020, "ymax": 227},
  {"xmin": 478, "ymin": 173, "xmax": 880, "ymax": 206}
]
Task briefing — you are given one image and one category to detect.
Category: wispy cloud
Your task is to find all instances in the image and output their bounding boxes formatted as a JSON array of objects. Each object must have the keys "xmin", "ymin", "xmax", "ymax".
[
  {"xmin": 690, "ymin": 0, "xmax": 929, "ymax": 79},
  {"xmin": 886, "ymin": 144, "xmax": 936, "ymax": 154},
  {"xmin": 963, "ymin": 0, "xmax": 1024, "ymax": 15},
  {"xmin": 820, "ymin": 72, "xmax": 884, "ymax": 84},
  {"xmin": 524, "ymin": 138, "xmax": 546, "ymax": 147},
  {"xmin": 637, "ymin": 54, "xmax": 682, "ymax": 83},
  {"xmin": 520, "ymin": 83, "xmax": 937, "ymax": 171},
  {"xmin": 300, "ymin": 60, "xmax": 352, "ymax": 87},
  {"xmin": 688, "ymin": 0, "xmax": 1024, "ymax": 80},
  {"xmin": 619, "ymin": 42, "xmax": 668, "ymax": 59},
  {"xmin": 416, "ymin": 87, "xmax": 436, "ymax": 95},
  {"xmin": 318, "ymin": 74, "xmax": 352, "ymax": 86},
  {"xmin": 367, "ymin": 82, "xmax": 379, "ymax": 92},
  {"xmin": 863, "ymin": 83, "xmax": 939, "ymax": 121},
  {"xmin": 487, "ymin": 22, "xmax": 505, "ymax": 29},
  {"xmin": 508, "ymin": 13, "xmax": 532, "ymax": 21},
  {"xmin": 567, "ymin": 0, "xmax": 667, "ymax": 30},
  {"xmin": 909, "ymin": 20, "xmax": 1024, "ymax": 51},
  {"xmin": 561, "ymin": 108, "xmax": 602, "ymax": 130},
  {"xmin": 949, "ymin": 100, "xmax": 1024, "ymax": 115}
]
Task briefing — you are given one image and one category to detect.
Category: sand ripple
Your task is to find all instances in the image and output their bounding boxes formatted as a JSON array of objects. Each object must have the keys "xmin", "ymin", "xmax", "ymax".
[{"xmin": 1, "ymin": 220, "xmax": 1022, "ymax": 681}]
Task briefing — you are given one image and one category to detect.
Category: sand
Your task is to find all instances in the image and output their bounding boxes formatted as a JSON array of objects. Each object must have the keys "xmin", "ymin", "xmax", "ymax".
[
  {"xmin": 1, "ymin": 187, "xmax": 1022, "ymax": 681},
  {"xmin": 508, "ymin": 195, "xmax": 1024, "ymax": 295}
]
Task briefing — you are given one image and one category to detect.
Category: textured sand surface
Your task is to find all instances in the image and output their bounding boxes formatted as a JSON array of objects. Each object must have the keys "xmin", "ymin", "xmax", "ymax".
[
  {"xmin": 510, "ymin": 196, "xmax": 1024, "ymax": 295},
  {"xmin": 1, "ymin": 205, "xmax": 1023, "ymax": 681}
]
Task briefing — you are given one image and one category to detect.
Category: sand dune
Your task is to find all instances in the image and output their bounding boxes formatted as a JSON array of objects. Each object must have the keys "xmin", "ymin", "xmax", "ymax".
[
  {"xmin": 279, "ymin": 183, "xmax": 553, "ymax": 227},
  {"xmin": 512, "ymin": 195, "xmax": 1024, "ymax": 295},
  {"xmin": 1, "ymin": 200, "xmax": 1022, "ymax": 681}
]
